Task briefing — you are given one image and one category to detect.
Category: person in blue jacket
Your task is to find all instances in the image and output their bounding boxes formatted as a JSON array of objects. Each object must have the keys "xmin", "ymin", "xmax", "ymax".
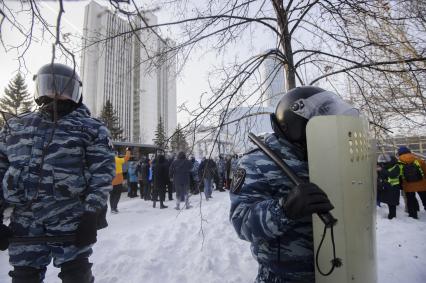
[
  {"xmin": 127, "ymin": 161, "xmax": 139, "ymax": 198},
  {"xmin": 230, "ymin": 86, "xmax": 358, "ymax": 282},
  {"xmin": 0, "ymin": 63, "xmax": 115, "ymax": 282}
]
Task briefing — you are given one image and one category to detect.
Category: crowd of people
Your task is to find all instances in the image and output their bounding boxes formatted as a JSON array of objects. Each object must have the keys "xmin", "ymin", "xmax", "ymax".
[
  {"xmin": 377, "ymin": 146, "xmax": 426, "ymax": 220},
  {"xmin": 112, "ymin": 151, "xmax": 240, "ymax": 212}
]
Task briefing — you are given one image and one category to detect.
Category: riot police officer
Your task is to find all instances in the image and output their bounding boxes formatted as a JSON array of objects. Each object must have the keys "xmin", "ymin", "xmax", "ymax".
[
  {"xmin": 229, "ymin": 86, "xmax": 358, "ymax": 282},
  {"xmin": 0, "ymin": 63, "xmax": 115, "ymax": 282}
]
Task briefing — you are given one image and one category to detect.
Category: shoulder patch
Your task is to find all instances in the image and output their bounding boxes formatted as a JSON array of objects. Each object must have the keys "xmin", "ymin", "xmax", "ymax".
[{"xmin": 231, "ymin": 168, "xmax": 246, "ymax": 195}]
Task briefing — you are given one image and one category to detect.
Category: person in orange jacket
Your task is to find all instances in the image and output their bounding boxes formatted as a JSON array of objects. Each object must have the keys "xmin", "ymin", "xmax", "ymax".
[
  {"xmin": 110, "ymin": 148, "xmax": 131, "ymax": 213},
  {"xmin": 397, "ymin": 146, "xmax": 426, "ymax": 219}
]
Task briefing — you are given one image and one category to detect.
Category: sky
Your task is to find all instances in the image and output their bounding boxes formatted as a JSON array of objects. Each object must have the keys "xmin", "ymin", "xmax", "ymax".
[
  {"xmin": 1, "ymin": 191, "xmax": 425, "ymax": 282},
  {"xmin": 0, "ymin": 0, "xmax": 222, "ymax": 124},
  {"xmin": 0, "ymin": 0, "xmax": 275, "ymax": 125}
]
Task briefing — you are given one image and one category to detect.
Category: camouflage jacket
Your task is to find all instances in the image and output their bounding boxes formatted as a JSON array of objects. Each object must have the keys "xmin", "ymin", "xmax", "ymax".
[
  {"xmin": 0, "ymin": 104, "xmax": 115, "ymax": 213},
  {"xmin": 230, "ymin": 133, "xmax": 314, "ymax": 282}
]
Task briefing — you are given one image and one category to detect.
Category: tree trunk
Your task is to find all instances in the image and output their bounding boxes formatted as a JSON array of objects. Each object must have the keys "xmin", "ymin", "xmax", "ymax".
[{"xmin": 272, "ymin": 0, "xmax": 296, "ymax": 90}]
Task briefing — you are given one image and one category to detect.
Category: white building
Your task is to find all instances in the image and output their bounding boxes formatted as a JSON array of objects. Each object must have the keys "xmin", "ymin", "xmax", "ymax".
[
  {"xmin": 81, "ymin": 1, "xmax": 177, "ymax": 143},
  {"xmin": 262, "ymin": 53, "xmax": 286, "ymax": 108},
  {"xmin": 193, "ymin": 106, "xmax": 274, "ymax": 158}
]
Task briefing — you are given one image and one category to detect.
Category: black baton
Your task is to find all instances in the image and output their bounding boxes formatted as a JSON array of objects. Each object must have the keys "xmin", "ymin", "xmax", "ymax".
[{"xmin": 248, "ymin": 133, "xmax": 337, "ymax": 228}]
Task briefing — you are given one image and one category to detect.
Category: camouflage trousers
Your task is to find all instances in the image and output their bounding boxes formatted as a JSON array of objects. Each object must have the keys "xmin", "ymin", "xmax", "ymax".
[
  {"xmin": 255, "ymin": 264, "xmax": 315, "ymax": 283},
  {"xmin": 8, "ymin": 198, "xmax": 92, "ymax": 272}
]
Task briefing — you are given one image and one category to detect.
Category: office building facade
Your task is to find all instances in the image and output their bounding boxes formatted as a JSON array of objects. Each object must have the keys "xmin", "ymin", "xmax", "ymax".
[
  {"xmin": 81, "ymin": 1, "xmax": 177, "ymax": 144},
  {"xmin": 262, "ymin": 54, "xmax": 286, "ymax": 108}
]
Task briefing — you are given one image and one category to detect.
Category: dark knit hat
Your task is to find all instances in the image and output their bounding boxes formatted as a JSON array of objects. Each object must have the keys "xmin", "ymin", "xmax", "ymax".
[{"xmin": 397, "ymin": 146, "xmax": 411, "ymax": 156}]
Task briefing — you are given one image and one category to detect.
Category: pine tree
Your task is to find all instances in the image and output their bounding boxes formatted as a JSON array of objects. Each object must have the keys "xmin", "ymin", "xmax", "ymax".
[
  {"xmin": 98, "ymin": 99, "xmax": 123, "ymax": 140},
  {"xmin": 153, "ymin": 116, "xmax": 168, "ymax": 149},
  {"xmin": 0, "ymin": 73, "xmax": 34, "ymax": 117},
  {"xmin": 170, "ymin": 124, "xmax": 189, "ymax": 153}
]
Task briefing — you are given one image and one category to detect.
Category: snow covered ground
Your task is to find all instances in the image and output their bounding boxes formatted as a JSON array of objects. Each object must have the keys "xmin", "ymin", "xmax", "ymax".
[{"xmin": 1, "ymin": 191, "xmax": 425, "ymax": 283}]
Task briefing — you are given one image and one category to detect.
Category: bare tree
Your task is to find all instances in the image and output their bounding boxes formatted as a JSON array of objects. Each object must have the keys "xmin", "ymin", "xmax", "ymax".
[{"xmin": 1, "ymin": 0, "xmax": 426, "ymax": 144}]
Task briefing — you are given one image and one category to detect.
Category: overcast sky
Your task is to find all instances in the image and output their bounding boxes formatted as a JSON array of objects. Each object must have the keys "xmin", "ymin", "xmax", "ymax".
[
  {"xmin": 0, "ymin": 0, "xmax": 236, "ymax": 124},
  {"xmin": 0, "ymin": 0, "xmax": 276, "ymax": 122}
]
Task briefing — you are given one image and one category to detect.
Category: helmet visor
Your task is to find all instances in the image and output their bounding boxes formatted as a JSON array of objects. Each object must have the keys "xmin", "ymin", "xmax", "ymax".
[
  {"xmin": 290, "ymin": 90, "xmax": 359, "ymax": 120},
  {"xmin": 34, "ymin": 74, "xmax": 82, "ymax": 104}
]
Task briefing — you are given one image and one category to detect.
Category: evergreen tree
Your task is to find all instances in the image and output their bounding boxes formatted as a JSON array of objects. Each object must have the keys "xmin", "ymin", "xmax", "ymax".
[
  {"xmin": 98, "ymin": 99, "xmax": 123, "ymax": 140},
  {"xmin": 153, "ymin": 116, "xmax": 168, "ymax": 150},
  {"xmin": 170, "ymin": 124, "xmax": 189, "ymax": 153},
  {"xmin": 0, "ymin": 73, "xmax": 34, "ymax": 116}
]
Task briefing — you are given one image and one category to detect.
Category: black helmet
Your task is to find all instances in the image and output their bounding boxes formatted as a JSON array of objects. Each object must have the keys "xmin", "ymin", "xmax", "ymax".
[
  {"xmin": 271, "ymin": 86, "xmax": 358, "ymax": 144},
  {"xmin": 33, "ymin": 63, "xmax": 82, "ymax": 106}
]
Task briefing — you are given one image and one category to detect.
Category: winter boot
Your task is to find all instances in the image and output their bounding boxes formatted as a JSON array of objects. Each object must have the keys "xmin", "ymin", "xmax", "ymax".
[
  {"xmin": 58, "ymin": 258, "xmax": 94, "ymax": 283},
  {"xmin": 160, "ymin": 201, "xmax": 168, "ymax": 209},
  {"xmin": 153, "ymin": 201, "xmax": 156, "ymax": 208},
  {"xmin": 9, "ymin": 266, "xmax": 46, "ymax": 283}
]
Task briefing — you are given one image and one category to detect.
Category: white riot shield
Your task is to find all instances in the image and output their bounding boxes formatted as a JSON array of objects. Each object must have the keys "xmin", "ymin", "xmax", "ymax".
[{"xmin": 306, "ymin": 115, "xmax": 377, "ymax": 283}]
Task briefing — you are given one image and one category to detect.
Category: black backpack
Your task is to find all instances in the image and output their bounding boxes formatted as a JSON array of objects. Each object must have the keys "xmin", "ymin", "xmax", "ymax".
[{"xmin": 403, "ymin": 161, "xmax": 424, "ymax": 182}]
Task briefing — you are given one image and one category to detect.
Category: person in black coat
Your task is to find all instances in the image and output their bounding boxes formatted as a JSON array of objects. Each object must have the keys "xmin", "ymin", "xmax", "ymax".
[
  {"xmin": 198, "ymin": 158, "xmax": 218, "ymax": 200},
  {"xmin": 378, "ymin": 155, "xmax": 401, "ymax": 219},
  {"xmin": 152, "ymin": 155, "xmax": 169, "ymax": 209},
  {"xmin": 137, "ymin": 157, "xmax": 151, "ymax": 200},
  {"xmin": 169, "ymin": 151, "xmax": 193, "ymax": 209},
  {"xmin": 166, "ymin": 155, "xmax": 175, "ymax": 201}
]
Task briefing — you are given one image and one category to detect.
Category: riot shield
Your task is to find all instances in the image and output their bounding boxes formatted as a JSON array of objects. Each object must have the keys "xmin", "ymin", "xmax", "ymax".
[{"xmin": 306, "ymin": 115, "xmax": 377, "ymax": 283}]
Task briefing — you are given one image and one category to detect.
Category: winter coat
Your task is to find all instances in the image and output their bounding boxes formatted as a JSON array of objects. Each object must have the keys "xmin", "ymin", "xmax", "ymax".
[
  {"xmin": 199, "ymin": 159, "xmax": 218, "ymax": 180},
  {"xmin": 217, "ymin": 158, "xmax": 226, "ymax": 174},
  {"xmin": 153, "ymin": 156, "xmax": 169, "ymax": 189},
  {"xmin": 148, "ymin": 164, "xmax": 153, "ymax": 182},
  {"xmin": 190, "ymin": 159, "xmax": 200, "ymax": 182},
  {"xmin": 127, "ymin": 161, "xmax": 139, "ymax": 183},
  {"xmin": 169, "ymin": 152, "xmax": 192, "ymax": 198},
  {"xmin": 0, "ymin": 104, "xmax": 115, "ymax": 213},
  {"xmin": 378, "ymin": 162, "xmax": 401, "ymax": 206},
  {"xmin": 398, "ymin": 153, "xmax": 426, "ymax": 193},
  {"xmin": 112, "ymin": 150, "xmax": 131, "ymax": 186},
  {"xmin": 137, "ymin": 158, "xmax": 150, "ymax": 183},
  {"xmin": 230, "ymin": 133, "xmax": 314, "ymax": 282},
  {"xmin": 225, "ymin": 158, "xmax": 232, "ymax": 180}
]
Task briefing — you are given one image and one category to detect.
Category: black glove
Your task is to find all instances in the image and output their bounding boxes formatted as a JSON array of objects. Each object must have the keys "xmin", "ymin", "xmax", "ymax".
[
  {"xmin": 96, "ymin": 206, "xmax": 108, "ymax": 230},
  {"xmin": 75, "ymin": 212, "xmax": 98, "ymax": 248},
  {"xmin": 0, "ymin": 224, "xmax": 13, "ymax": 251},
  {"xmin": 282, "ymin": 182, "xmax": 334, "ymax": 220}
]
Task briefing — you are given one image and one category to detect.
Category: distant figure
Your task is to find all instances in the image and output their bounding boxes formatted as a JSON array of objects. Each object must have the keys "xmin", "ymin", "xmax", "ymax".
[
  {"xmin": 199, "ymin": 158, "xmax": 218, "ymax": 200},
  {"xmin": 217, "ymin": 155, "xmax": 226, "ymax": 192},
  {"xmin": 111, "ymin": 148, "xmax": 131, "ymax": 213},
  {"xmin": 127, "ymin": 161, "xmax": 139, "ymax": 198},
  {"xmin": 137, "ymin": 157, "xmax": 151, "ymax": 200},
  {"xmin": 152, "ymin": 155, "xmax": 169, "ymax": 209},
  {"xmin": 377, "ymin": 154, "xmax": 401, "ymax": 219},
  {"xmin": 225, "ymin": 155, "xmax": 232, "ymax": 190},
  {"xmin": 225, "ymin": 154, "xmax": 238, "ymax": 190},
  {"xmin": 190, "ymin": 156, "xmax": 200, "ymax": 194},
  {"xmin": 169, "ymin": 152, "xmax": 192, "ymax": 209},
  {"xmin": 167, "ymin": 154, "xmax": 175, "ymax": 201},
  {"xmin": 397, "ymin": 146, "xmax": 426, "ymax": 219}
]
